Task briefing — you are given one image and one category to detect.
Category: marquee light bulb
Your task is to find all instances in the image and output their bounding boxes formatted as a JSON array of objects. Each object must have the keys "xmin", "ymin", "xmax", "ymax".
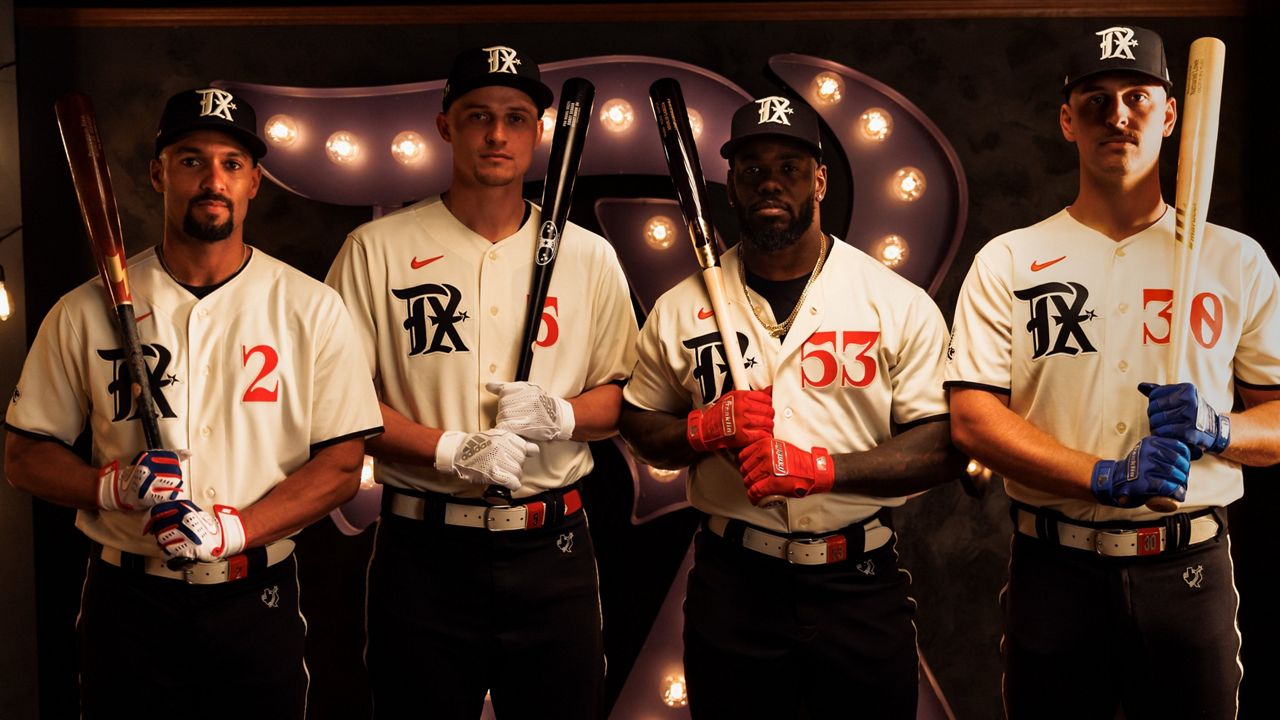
[
  {"xmin": 325, "ymin": 131, "xmax": 360, "ymax": 164},
  {"xmin": 813, "ymin": 73, "xmax": 844, "ymax": 104},
  {"xmin": 873, "ymin": 234, "xmax": 910, "ymax": 269},
  {"xmin": 390, "ymin": 131, "xmax": 427, "ymax": 165},
  {"xmin": 892, "ymin": 167, "xmax": 926, "ymax": 202},
  {"xmin": 264, "ymin": 114, "xmax": 299, "ymax": 147},
  {"xmin": 859, "ymin": 108, "xmax": 893, "ymax": 142},
  {"xmin": 644, "ymin": 215, "xmax": 677, "ymax": 250},
  {"xmin": 600, "ymin": 99, "xmax": 635, "ymax": 133}
]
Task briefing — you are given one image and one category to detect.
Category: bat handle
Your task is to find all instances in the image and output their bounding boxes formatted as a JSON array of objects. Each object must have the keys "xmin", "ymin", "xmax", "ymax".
[
  {"xmin": 483, "ymin": 484, "xmax": 513, "ymax": 506},
  {"xmin": 1144, "ymin": 497, "xmax": 1180, "ymax": 513}
]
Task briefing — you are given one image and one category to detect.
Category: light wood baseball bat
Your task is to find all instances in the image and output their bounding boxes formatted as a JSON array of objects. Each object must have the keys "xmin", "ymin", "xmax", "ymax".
[{"xmin": 1149, "ymin": 37, "xmax": 1225, "ymax": 514}]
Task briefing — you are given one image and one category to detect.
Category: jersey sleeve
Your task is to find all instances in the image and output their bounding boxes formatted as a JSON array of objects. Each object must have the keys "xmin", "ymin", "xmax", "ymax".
[
  {"xmin": 945, "ymin": 251, "xmax": 1015, "ymax": 393},
  {"xmin": 888, "ymin": 290, "xmax": 951, "ymax": 426},
  {"xmin": 308, "ymin": 292, "xmax": 385, "ymax": 448},
  {"xmin": 1234, "ymin": 245, "xmax": 1280, "ymax": 389},
  {"xmin": 324, "ymin": 233, "xmax": 379, "ymax": 380},
  {"xmin": 583, "ymin": 246, "xmax": 640, "ymax": 388},
  {"xmin": 3, "ymin": 298, "xmax": 90, "ymax": 446},
  {"xmin": 623, "ymin": 302, "xmax": 693, "ymax": 415}
]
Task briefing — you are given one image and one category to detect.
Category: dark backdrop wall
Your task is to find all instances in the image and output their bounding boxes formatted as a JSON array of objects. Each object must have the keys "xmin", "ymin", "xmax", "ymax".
[{"xmin": 11, "ymin": 4, "xmax": 1276, "ymax": 719}]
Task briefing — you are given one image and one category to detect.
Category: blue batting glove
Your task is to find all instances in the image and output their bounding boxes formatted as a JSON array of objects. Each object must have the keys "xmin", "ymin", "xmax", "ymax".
[
  {"xmin": 1138, "ymin": 382, "xmax": 1231, "ymax": 460},
  {"xmin": 1091, "ymin": 436, "xmax": 1191, "ymax": 508}
]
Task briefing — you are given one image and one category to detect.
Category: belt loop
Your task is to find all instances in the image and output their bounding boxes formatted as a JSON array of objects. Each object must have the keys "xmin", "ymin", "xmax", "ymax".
[
  {"xmin": 545, "ymin": 488, "xmax": 566, "ymax": 526},
  {"xmin": 1210, "ymin": 506, "xmax": 1229, "ymax": 538},
  {"xmin": 1036, "ymin": 513, "xmax": 1059, "ymax": 546},
  {"xmin": 1164, "ymin": 513, "xmax": 1190, "ymax": 551},
  {"xmin": 721, "ymin": 518, "xmax": 747, "ymax": 546},
  {"xmin": 846, "ymin": 520, "xmax": 867, "ymax": 555}
]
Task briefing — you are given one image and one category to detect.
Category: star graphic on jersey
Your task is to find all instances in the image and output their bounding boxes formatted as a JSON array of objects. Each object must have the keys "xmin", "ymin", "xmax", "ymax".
[
  {"xmin": 746, "ymin": 356, "xmax": 758, "ymax": 369},
  {"xmin": 166, "ymin": 373, "xmax": 181, "ymax": 385},
  {"xmin": 1084, "ymin": 309, "xmax": 1098, "ymax": 321},
  {"xmin": 458, "ymin": 311, "xmax": 470, "ymax": 322}
]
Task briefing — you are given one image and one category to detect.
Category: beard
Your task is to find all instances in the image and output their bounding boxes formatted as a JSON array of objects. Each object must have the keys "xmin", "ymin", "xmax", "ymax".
[
  {"xmin": 183, "ymin": 192, "xmax": 236, "ymax": 243},
  {"xmin": 736, "ymin": 193, "xmax": 816, "ymax": 254}
]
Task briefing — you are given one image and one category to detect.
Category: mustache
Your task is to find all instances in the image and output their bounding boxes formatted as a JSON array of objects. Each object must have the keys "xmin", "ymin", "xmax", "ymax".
[
  {"xmin": 188, "ymin": 191, "xmax": 234, "ymax": 210},
  {"xmin": 1101, "ymin": 132, "xmax": 1139, "ymax": 144}
]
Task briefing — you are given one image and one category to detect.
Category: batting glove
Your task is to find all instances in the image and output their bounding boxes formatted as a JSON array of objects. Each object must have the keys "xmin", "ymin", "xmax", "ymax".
[
  {"xmin": 687, "ymin": 387, "xmax": 775, "ymax": 452},
  {"xmin": 435, "ymin": 429, "xmax": 540, "ymax": 491},
  {"xmin": 1090, "ymin": 436, "xmax": 1191, "ymax": 508},
  {"xmin": 145, "ymin": 500, "xmax": 246, "ymax": 562},
  {"xmin": 737, "ymin": 437, "xmax": 835, "ymax": 505},
  {"xmin": 485, "ymin": 381, "xmax": 575, "ymax": 442},
  {"xmin": 97, "ymin": 449, "xmax": 188, "ymax": 512},
  {"xmin": 1138, "ymin": 382, "xmax": 1231, "ymax": 459}
]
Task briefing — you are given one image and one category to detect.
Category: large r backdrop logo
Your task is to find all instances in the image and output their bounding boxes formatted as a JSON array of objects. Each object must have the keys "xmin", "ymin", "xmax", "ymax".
[
  {"xmin": 393, "ymin": 283, "xmax": 470, "ymax": 356},
  {"xmin": 1015, "ymin": 281, "xmax": 1098, "ymax": 359},
  {"xmin": 97, "ymin": 344, "xmax": 179, "ymax": 422},
  {"xmin": 684, "ymin": 330, "xmax": 753, "ymax": 404}
]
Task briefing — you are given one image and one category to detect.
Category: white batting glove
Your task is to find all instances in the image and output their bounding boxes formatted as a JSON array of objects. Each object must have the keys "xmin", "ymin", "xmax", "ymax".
[
  {"xmin": 97, "ymin": 449, "xmax": 189, "ymax": 512},
  {"xmin": 146, "ymin": 500, "xmax": 246, "ymax": 562},
  {"xmin": 435, "ymin": 429, "xmax": 540, "ymax": 491},
  {"xmin": 485, "ymin": 381, "xmax": 576, "ymax": 442}
]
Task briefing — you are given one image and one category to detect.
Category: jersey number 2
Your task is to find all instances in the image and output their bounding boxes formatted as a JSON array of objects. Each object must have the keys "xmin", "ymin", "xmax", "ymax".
[{"xmin": 242, "ymin": 345, "xmax": 280, "ymax": 402}]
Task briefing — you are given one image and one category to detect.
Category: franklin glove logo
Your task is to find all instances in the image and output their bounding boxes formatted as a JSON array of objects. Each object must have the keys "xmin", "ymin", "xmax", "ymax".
[
  {"xmin": 196, "ymin": 88, "xmax": 238, "ymax": 122},
  {"xmin": 756, "ymin": 96, "xmax": 794, "ymax": 126}
]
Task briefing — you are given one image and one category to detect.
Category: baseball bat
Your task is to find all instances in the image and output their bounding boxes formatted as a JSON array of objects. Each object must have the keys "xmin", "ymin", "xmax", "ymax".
[
  {"xmin": 55, "ymin": 92, "xmax": 163, "ymax": 451},
  {"xmin": 484, "ymin": 78, "xmax": 596, "ymax": 506},
  {"xmin": 1150, "ymin": 37, "xmax": 1225, "ymax": 514},
  {"xmin": 648, "ymin": 78, "xmax": 786, "ymax": 509}
]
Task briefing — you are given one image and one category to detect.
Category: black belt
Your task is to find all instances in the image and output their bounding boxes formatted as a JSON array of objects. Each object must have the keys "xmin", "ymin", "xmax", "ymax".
[
  {"xmin": 383, "ymin": 484, "xmax": 583, "ymax": 531},
  {"xmin": 1011, "ymin": 501, "xmax": 1225, "ymax": 557}
]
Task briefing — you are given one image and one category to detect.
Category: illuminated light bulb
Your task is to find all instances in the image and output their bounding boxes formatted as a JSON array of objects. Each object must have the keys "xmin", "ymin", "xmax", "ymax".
[
  {"xmin": 325, "ymin": 131, "xmax": 360, "ymax": 164},
  {"xmin": 541, "ymin": 108, "xmax": 557, "ymax": 141},
  {"xmin": 813, "ymin": 73, "xmax": 844, "ymax": 104},
  {"xmin": 360, "ymin": 455, "xmax": 377, "ymax": 490},
  {"xmin": 859, "ymin": 107, "xmax": 893, "ymax": 142},
  {"xmin": 892, "ymin": 167, "xmax": 926, "ymax": 202},
  {"xmin": 264, "ymin": 114, "xmax": 299, "ymax": 147},
  {"xmin": 599, "ymin": 99, "xmax": 635, "ymax": 133},
  {"xmin": 647, "ymin": 466, "xmax": 682, "ymax": 483},
  {"xmin": 686, "ymin": 108, "xmax": 704, "ymax": 139},
  {"xmin": 661, "ymin": 674, "xmax": 689, "ymax": 708},
  {"xmin": 873, "ymin": 234, "xmax": 910, "ymax": 269},
  {"xmin": 966, "ymin": 460, "xmax": 982, "ymax": 477},
  {"xmin": 0, "ymin": 265, "xmax": 11, "ymax": 322},
  {"xmin": 390, "ymin": 131, "xmax": 427, "ymax": 165},
  {"xmin": 644, "ymin": 215, "xmax": 677, "ymax": 250}
]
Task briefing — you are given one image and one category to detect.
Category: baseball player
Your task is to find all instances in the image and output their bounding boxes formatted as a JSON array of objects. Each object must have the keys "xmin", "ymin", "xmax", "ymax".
[
  {"xmin": 619, "ymin": 96, "xmax": 964, "ymax": 719},
  {"xmin": 947, "ymin": 25, "xmax": 1280, "ymax": 718},
  {"xmin": 2, "ymin": 88, "xmax": 383, "ymax": 719},
  {"xmin": 325, "ymin": 45, "xmax": 637, "ymax": 718}
]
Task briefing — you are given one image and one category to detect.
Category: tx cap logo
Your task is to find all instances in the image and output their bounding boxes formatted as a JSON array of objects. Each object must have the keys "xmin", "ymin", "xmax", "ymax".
[
  {"xmin": 484, "ymin": 46, "xmax": 521, "ymax": 74},
  {"xmin": 1096, "ymin": 27, "xmax": 1139, "ymax": 61},
  {"xmin": 756, "ymin": 96, "xmax": 794, "ymax": 126},
  {"xmin": 196, "ymin": 88, "xmax": 238, "ymax": 122}
]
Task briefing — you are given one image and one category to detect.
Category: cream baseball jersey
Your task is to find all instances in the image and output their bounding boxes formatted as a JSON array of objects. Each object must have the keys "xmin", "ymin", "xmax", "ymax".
[
  {"xmin": 946, "ymin": 208, "xmax": 1280, "ymax": 520},
  {"xmin": 326, "ymin": 195, "xmax": 638, "ymax": 497},
  {"xmin": 625, "ymin": 240, "xmax": 951, "ymax": 534},
  {"xmin": 5, "ymin": 248, "xmax": 384, "ymax": 555}
]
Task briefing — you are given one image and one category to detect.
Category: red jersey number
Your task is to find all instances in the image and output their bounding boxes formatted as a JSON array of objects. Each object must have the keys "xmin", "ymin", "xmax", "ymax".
[
  {"xmin": 534, "ymin": 296, "xmax": 560, "ymax": 348},
  {"xmin": 242, "ymin": 344, "xmax": 280, "ymax": 402},
  {"xmin": 801, "ymin": 330, "xmax": 880, "ymax": 389}
]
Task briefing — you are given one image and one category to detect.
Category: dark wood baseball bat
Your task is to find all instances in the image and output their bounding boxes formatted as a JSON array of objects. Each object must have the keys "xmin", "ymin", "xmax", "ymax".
[{"xmin": 484, "ymin": 77, "xmax": 595, "ymax": 506}]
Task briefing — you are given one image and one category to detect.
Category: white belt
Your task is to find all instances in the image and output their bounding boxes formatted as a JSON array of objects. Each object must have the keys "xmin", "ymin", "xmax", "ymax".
[
  {"xmin": 97, "ymin": 540, "xmax": 295, "ymax": 585},
  {"xmin": 707, "ymin": 515, "xmax": 893, "ymax": 565},
  {"xmin": 1015, "ymin": 509, "xmax": 1219, "ymax": 557},
  {"xmin": 387, "ymin": 488, "xmax": 582, "ymax": 531}
]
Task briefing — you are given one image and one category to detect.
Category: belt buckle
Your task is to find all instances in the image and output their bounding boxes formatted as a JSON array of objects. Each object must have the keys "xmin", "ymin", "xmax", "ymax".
[
  {"xmin": 483, "ymin": 505, "xmax": 526, "ymax": 531},
  {"xmin": 785, "ymin": 537, "xmax": 840, "ymax": 565}
]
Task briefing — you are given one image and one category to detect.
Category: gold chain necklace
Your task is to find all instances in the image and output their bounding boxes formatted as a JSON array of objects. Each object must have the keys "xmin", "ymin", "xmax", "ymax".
[{"xmin": 738, "ymin": 235, "xmax": 828, "ymax": 338}]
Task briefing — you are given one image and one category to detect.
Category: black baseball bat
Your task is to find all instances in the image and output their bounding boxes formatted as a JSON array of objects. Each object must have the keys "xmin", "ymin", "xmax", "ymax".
[{"xmin": 485, "ymin": 77, "xmax": 595, "ymax": 506}]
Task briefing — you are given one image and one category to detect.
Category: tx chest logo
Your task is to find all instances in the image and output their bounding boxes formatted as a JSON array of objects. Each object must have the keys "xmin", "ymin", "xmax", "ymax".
[
  {"xmin": 393, "ymin": 283, "xmax": 470, "ymax": 356},
  {"xmin": 1015, "ymin": 281, "xmax": 1098, "ymax": 359},
  {"xmin": 684, "ymin": 330, "xmax": 754, "ymax": 404},
  {"xmin": 97, "ymin": 344, "xmax": 178, "ymax": 422}
]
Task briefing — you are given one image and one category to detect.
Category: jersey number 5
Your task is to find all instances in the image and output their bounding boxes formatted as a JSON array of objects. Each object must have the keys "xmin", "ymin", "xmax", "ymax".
[
  {"xmin": 801, "ymin": 330, "xmax": 880, "ymax": 389},
  {"xmin": 242, "ymin": 344, "xmax": 280, "ymax": 402}
]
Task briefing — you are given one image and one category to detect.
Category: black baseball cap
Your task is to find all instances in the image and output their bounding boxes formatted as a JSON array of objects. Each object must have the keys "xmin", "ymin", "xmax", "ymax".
[
  {"xmin": 1063, "ymin": 25, "xmax": 1171, "ymax": 96},
  {"xmin": 441, "ymin": 45, "xmax": 554, "ymax": 114},
  {"xmin": 720, "ymin": 95, "xmax": 823, "ymax": 161},
  {"xmin": 155, "ymin": 87, "xmax": 267, "ymax": 160}
]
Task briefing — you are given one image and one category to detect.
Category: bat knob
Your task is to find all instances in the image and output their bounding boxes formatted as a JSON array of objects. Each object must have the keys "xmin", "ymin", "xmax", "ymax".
[
  {"xmin": 758, "ymin": 494, "xmax": 787, "ymax": 510},
  {"xmin": 483, "ymin": 485, "xmax": 514, "ymax": 506},
  {"xmin": 1144, "ymin": 496, "xmax": 1180, "ymax": 513}
]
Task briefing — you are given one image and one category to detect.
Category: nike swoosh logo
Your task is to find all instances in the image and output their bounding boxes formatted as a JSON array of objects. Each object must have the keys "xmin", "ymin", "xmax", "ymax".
[
  {"xmin": 411, "ymin": 255, "xmax": 444, "ymax": 269},
  {"xmin": 1030, "ymin": 256, "xmax": 1067, "ymax": 272},
  {"xmin": 697, "ymin": 307, "xmax": 714, "ymax": 319},
  {"xmin": 135, "ymin": 312, "xmax": 153, "ymax": 323}
]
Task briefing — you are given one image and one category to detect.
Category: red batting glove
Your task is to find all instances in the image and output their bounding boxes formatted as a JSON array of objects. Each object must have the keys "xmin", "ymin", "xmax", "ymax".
[
  {"xmin": 738, "ymin": 438, "xmax": 835, "ymax": 505},
  {"xmin": 686, "ymin": 387, "xmax": 775, "ymax": 452}
]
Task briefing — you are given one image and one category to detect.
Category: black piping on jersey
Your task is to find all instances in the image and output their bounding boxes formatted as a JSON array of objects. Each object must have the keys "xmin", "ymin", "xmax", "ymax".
[
  {"xmin": 895, "ymin": 413, "xmax": 950, "ymax": 433},
  {"xmin": 159, "ymin": 245, "xmax": 254, "ymax": 299},
  {"xmin": 310, "ymin": 425, "xmax": 385, "ymax": 455},
  {"xmin": 1, "ymin": 422, "xmax": 76, "ymax": 452},
  {"xmin": 942, "ymin": 380, "xmax": 1011, "ymax": 395},
  {"xmin": 1234, "ymin": 376, "xmax": 1280, "ymax": 391}
]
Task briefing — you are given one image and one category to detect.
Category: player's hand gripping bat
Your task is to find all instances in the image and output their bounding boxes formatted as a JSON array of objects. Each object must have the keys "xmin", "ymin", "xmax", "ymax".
[
  {"xmin": 648, "ymin": 78, "xmax": 786, "ymax": 509},
  {"xmin": 1149, "ymin": 37, "xmax": 1225, "ymax": 514},
  {"xmin": 55, "ymin": 92, "xmax": 163, "ymax": 450},
  {"xmin": 484, "ymin": 78, "xmax": 596, "ymax": 506}
]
